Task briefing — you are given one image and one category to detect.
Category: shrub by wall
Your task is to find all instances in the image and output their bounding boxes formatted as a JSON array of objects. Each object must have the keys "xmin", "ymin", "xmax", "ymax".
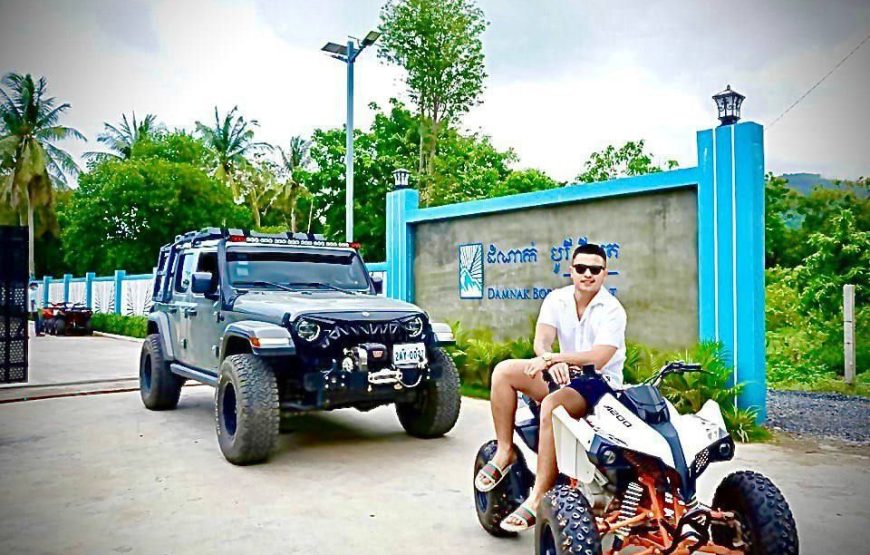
[{"xmin": 90, "ymin": 313, "xmax": 148, "ymax": 339}]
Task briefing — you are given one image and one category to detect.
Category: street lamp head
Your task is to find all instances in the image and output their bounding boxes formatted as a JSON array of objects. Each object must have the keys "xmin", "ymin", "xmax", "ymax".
[
  {"xmin": 393, "ymin": 168, "xmax": 411, "ymax": 190},
  {"xmin": 321, "ymin": 42, "xmax": 348, "ymax": 57},
  {"xmin": 712, "ymin": 85, "xmax": 745, "ymax": 127},
  {"xmin": 362, "ymin": 30, "xmax": 381, "ymax": 47}
]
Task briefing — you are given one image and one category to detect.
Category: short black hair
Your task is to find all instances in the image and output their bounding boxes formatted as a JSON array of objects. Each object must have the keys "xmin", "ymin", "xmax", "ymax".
[{"xmin": 572, "ymin": 243, "xmax": 607, "ymax": 266}]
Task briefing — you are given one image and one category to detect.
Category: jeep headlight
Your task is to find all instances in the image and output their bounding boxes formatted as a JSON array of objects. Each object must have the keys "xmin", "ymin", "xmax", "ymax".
[
  {"xmin": 403, "ymin": 315, "xmax": 424, "ymax": 338},
  {"xmin": 296, "ymin": 319, "xmax": 321, "ymax": 342}
]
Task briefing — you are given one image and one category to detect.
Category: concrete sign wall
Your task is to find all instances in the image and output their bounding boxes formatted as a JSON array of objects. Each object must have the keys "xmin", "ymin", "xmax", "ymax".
[
  {"xmin": 414, "ymin": 188, "xmax": 698, "ymax": 349},
  {"xmin": 386, "ymin": 122, "xmax": 765, "ymax": 418}
]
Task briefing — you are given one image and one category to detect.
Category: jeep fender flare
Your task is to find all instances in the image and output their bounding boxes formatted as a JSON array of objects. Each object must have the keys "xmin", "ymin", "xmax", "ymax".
[
  {"xmin": 221, "ymin": 320, "xmax": 296, "ymax": 361},
  {"xmin": 430, "ymin": 322, "xmax": 455, "ymax": 346},
  {"xmin": 147, "ymin": 312, "xmax": 175, "ymax": 361}
]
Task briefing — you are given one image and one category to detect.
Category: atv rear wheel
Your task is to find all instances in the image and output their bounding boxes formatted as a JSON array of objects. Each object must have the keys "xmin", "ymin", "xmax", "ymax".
[
  {"xmin": 473, "ymin": 440, "xmax": 531, "ymax": 537},
  {"xmin": 535, "ymin": 485, "xmax": 602, "ymax": 555},
  {"xmin": 216, "ymin": 354, "xmax": 279, "ymax": 465},
  {"xmin": 53, "ymin": 318, "xmax": 66, "ymax": 336},
  {"xmin": 396, "ymin": 346, "xmax": 461, "ymax": 438},
  {"xmin": 139, "ymin": 334, "xmax": 183, "ymax": 410},
  {"xmin": 712, "ymin": 470, "xmax": 799, "ymax": 554}
]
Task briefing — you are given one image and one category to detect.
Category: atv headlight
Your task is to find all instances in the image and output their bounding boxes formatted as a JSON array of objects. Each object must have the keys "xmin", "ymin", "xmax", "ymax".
[
  {"xmin": 403, "ymin": 316, "xmax": 424, "ymax": 338},
  {"xmin": 296, "ymin": 319, "xmax": 321, "ymax": 342}
]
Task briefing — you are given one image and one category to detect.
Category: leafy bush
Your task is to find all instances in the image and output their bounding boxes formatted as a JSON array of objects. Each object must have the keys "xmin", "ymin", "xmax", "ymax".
[
  {"xmin": 448, "ymin": 324, "xmax": 767, "ymax": 441},
  {"xmin": 90, "ymin": 313, "xmax": 148, "ymax": 338},
  {"xmin": 765, "ymin": 266, "xmax": 868, "ymax": 392}
]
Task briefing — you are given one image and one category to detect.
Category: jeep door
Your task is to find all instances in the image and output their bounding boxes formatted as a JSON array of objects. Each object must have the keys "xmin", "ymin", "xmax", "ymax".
[
  {"xmin": 187, "ymin": 250, "xmax": 225, "ymax": 372},
  {"xmin": 169, "ymin": 250, "xmax": 198, "ymax": 366}
]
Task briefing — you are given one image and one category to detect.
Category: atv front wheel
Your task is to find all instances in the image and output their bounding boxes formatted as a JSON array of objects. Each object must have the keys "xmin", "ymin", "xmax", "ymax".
[
  {"xmin": 473, "ymin": 440, "xmax": 531, "ymax": 537},
  {"xmin": 216, "ymin": 354, "xmax": 279, "ymax": 465},
  {"xmin": 139, "ymin": 334, "xmax": 183, "ymax": 410},
  {"xmin": 535, "ymin": 485, "xmax": 602, "ymax": 555},
  {"xmin": 53, "ymin": 318, "xmax": 66, "ymax": 336},
  {"xmin": 712, "ymin": 470, "xmax": 799, "ymax": 554},
  {"xmin": 396, "ymin": 346, "xmax": 461, "ymax": 438}
]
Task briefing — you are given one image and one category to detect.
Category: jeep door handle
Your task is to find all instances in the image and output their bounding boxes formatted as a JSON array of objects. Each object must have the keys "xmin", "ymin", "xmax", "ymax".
[{"xmin": 183, "ymin": 308, "xmax": 197, "ymax": 317}]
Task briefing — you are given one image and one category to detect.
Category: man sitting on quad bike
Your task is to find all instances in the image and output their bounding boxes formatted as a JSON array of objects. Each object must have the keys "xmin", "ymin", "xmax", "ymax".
[{"xmin": 474, "ymin": 243, "xmax": 626, "ymax": 532}]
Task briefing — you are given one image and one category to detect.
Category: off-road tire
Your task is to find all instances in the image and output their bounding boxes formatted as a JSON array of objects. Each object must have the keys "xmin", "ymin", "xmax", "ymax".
[
  {"xmin": 535, "ymin": 485, "xmax": 602, "ymax": 555},
  {"xmin": 84, "ymin": 319, "xmax": 93, "ymax": 335},
  {"xmin": 45, "ymin": 318, "xmax": 55, "ymax": 335},
  {"xmin": 473, "ymin": 440, "xmax": 531, "ymax": 538},
  {"xmin": 139, "ymin": 334, "xmax": 183, "ymax": 410},
  {"xmin": 216, "ymin": 354, "xmax": 279, "ymax": 465},
  {"xmin": 54, "ymin": 318, "xmax": 66, "ymax": 336},
  {"xmin": 396, "ymin": 346, "xmax": 461, "ymax": 438},
  {"xmin": 712, "ymin": 470, "xmax": 799, "ymax": 554}
]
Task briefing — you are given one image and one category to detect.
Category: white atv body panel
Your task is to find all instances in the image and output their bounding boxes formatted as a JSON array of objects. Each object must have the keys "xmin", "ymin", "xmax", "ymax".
[{"xmin": 551, "ymin": 392, "xmax": 729, "ymax": 483}]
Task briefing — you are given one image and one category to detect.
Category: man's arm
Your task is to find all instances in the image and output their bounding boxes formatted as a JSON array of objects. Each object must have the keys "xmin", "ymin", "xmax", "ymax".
[
  {"xmin": 533, "ymin": 323, "xmax": 556, "ymax": 356},
  {"xmin": 550, "ymin": 345, "xmax": 617, "ymax": 371}
]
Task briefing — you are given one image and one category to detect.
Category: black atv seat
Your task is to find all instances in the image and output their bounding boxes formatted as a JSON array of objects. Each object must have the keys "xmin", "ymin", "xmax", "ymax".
[{"xmin": 618, "ymin": 385, "xmax": 669, "ymax": 424}]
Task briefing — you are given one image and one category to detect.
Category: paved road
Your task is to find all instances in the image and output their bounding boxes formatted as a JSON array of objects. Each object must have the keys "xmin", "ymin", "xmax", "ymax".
[{"xmin": 0, "ymin": 336, "xmax": 868, "ymax": 554}]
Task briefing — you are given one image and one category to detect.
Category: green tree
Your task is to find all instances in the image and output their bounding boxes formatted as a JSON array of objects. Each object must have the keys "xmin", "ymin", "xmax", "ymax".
[
  {"xmin": 195, "ymin": 106, "xmax": 267, "ymax": 200},
  {"xmin": 60, "ymin": 132, "xmax": 250, "ymax": 274},
  {"xmin": 305, "ymin": 99, "xmax": 558, "ymax": 261},
  {"xmin": 0, "ymin": 73, "xmax": 85, "ymax": 277},
  {"xmin": 575, "ymin": 140, "xmax": 678, "ymax": 183},
  {"xmin": 795, "ymin": 210, "xmax": 869, "ymax": 318},
  {"xmin": 272, "ymin": 136, "xmax": 312, "ymax": 232},
  {"xmin": 84, "ymin": 112, "xmax": 159, "ymax": 163},
  {"xmin": 378, "ymin": 0, "xmax": 488, "ymax": 176}
]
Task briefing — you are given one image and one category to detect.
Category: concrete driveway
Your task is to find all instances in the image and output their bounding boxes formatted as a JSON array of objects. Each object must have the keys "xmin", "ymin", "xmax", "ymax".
[{"xmin": 0, "ymin": 336, "xmax": 868, "ymax": 554}]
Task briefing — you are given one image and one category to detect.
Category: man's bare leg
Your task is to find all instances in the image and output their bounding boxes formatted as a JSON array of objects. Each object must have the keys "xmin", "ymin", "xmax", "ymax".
[
  {"xmin": 485, "ymin": 359, "xmax": 550, "ymax": 477},
  {"xmin": 529, "ymin": 388, "xmax": 587, "ymax": 509}
]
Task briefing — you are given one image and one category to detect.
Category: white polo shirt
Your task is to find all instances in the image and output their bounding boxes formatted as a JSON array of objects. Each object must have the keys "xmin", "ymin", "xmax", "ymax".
[{"xmin": 536, "ymin": 285, "xmax": 627, "ymax": 387}]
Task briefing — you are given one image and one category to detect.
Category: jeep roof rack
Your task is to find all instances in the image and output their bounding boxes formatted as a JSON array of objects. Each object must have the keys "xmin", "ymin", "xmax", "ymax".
[{"xmin": 172, "ymin": 228, "xmax": 330, "ymax": 246}]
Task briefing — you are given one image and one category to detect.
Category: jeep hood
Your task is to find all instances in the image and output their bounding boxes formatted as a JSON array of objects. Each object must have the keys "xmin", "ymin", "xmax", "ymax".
[{"xmin": 232, "ymin": 292, "xmax": 424, "ymax": 322}]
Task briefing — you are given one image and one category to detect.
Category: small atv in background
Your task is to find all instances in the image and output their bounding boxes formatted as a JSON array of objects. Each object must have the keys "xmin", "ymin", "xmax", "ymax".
[{"xmin": 42, "ymin": 302, "xmax": 94, "ymax": 336}]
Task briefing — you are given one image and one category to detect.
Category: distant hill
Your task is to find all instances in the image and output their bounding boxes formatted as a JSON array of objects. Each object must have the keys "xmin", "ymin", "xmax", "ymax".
[{"xmin": 780, "ymin": 173, "xmax": 867, "ymax": 197}]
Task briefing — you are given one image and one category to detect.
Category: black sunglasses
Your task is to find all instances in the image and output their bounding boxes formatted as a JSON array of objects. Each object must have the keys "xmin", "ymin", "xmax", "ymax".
[{"xmin": 572, "ymin": 263, "xmax": 605, "ymax": 276}]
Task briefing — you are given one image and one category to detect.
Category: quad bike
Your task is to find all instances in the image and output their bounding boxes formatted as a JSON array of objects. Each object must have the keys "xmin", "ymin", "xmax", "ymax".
[
  {"xmin": 42, "ymin": 302, "xmax": 94, "ymax": 336},
  {"xmin": 473, "ymin": 362, "xmax": 799, "ymax": 554}
]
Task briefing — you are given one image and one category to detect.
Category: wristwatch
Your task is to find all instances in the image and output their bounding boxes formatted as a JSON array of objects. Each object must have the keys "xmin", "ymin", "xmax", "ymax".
[{"xmin": 542, "ymin": 352, "xmax": 554, "ymax": 366}]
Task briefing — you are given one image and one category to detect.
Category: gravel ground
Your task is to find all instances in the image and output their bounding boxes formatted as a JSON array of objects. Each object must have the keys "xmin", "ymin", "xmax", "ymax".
[{"xmin": 768, "ymin": 389, "xmax": 870, "ymax": 444}]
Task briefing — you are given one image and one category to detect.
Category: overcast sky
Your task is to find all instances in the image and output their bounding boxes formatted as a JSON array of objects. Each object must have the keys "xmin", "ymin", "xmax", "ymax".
[{"xmin": 1, "ymin": 0, "xmax": 868, "ymax": 183}]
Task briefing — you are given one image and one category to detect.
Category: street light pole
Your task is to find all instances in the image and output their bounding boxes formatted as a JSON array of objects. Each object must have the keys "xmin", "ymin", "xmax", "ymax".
[
  {"xmin": 321, "ymin": 31, "xmax": 380, "ymax": 243},
  {"xmin": 345, "ymin": 40, "xmax": 355, "ymax": 243}
]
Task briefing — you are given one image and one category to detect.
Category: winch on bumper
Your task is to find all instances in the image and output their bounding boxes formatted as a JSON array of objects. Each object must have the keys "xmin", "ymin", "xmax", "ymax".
[{"xmin": 301, "ymin": 343, "xmax": 443, "ymax": 404}]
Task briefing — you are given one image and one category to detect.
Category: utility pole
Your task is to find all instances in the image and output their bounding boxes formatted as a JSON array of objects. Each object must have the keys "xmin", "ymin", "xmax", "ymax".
[{"xmin": 844, "ymin": 284, "xmax": 856, "ymax": 385}]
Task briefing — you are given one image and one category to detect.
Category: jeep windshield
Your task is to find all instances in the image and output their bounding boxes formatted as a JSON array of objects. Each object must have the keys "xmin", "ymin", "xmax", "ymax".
[{"xmin": 228, "ymin": 249, "xmax": 371, "ymax": 292}]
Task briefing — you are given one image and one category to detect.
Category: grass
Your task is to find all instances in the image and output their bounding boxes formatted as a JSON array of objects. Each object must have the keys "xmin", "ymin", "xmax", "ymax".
[{"xmin": 460, "ymin": 383, "xmax": 490, "ymax": 400}]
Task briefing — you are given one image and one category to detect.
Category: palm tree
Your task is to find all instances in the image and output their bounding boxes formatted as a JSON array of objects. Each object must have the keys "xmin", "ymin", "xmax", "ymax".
[
  {"xmin": 83, "ymin": 111, "xmax": 159, "ymax": 162},
  {"xmin": 273, "ymin": 136, "xmax": 311, "ymax": 232},
  {"xmin": 0, "ymin": 73, "xmax": 85, "ymax": 278},
  {"xmin": 195, "ymin": 106, "xmax": 268, "ymax": 199}
]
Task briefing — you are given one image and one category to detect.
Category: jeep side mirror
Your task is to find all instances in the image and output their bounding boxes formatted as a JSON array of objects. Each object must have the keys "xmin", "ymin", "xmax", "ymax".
[
  {"xmin": 191, "ymin": 272, "xmax": 213, "ymax": 294},
  {"xmin": 371, "ymin": 275, "xmax": 383, "ymax": 295}
]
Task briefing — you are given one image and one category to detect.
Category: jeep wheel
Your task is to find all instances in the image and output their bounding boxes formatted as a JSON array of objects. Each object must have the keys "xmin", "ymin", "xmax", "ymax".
[
  {"xmin": 139, "ymin": 334, "xmax": 183, "ymax": 410},
  {"xmin": 216, "ymin": 354, "xmax": 279, "ymax": 465},
  {"xmin": 396, "ymin": 346, "xmax": 461, "ymax": 438}
]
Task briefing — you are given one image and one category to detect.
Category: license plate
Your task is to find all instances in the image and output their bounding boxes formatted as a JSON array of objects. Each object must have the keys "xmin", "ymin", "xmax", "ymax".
[{"xmin": 392, "ymin": 343, "xmax": 427, "ymax": 367}]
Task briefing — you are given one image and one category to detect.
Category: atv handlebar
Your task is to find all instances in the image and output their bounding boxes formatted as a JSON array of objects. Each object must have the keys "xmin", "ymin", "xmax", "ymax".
[{"xmin": 643, "ymin": 360, "xmax": 708, "ymax": 387}]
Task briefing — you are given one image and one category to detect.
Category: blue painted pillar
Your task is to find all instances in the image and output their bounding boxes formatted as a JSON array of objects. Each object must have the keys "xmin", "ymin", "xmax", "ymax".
[
  {"xmin": 85, "ymin": 272, "xmax": 96, "ymax": 308},
  {"xmin": 385, "ymin": 188, "xmax": 419, "ymax": 301},
  {"xmin": 113, "ymin": 270, "xmax": 126, "ymax": 315},
  {"xmin": 62, "ymin": 274, "xmax": 72, "ymax": 303},
  {"xmin": 696, "ymin": 122, "xmax": 766, "ymax": 421},
  {"xmin": 42, "ymin": 276, "xmax": 50, "ymax": 306}
]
